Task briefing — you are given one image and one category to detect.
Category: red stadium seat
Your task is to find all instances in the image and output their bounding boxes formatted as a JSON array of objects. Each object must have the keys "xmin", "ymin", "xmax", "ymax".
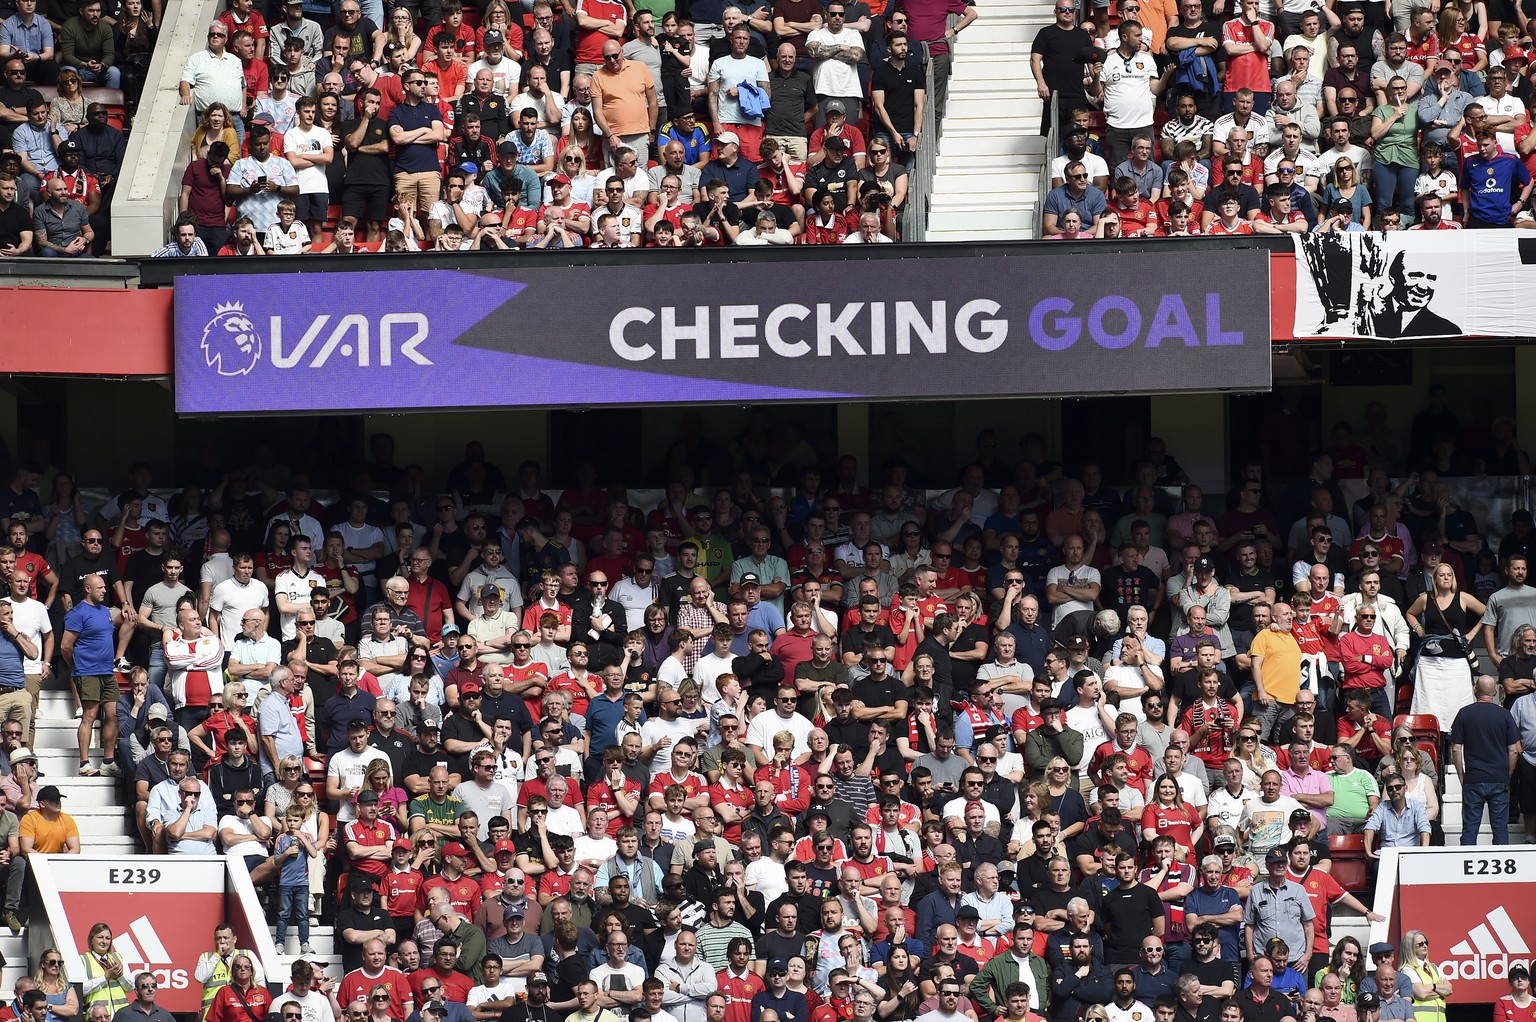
[
  {"xmin": 1329, "ymin": 834, "xmax": 1370, "ymax": 893},
  {"xmin": 1394, "ymin": 713, "xmax": 1441, "ymax": 744}
]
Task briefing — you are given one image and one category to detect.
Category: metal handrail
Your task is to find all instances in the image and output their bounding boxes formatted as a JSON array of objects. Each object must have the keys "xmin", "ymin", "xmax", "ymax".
[
  {"xmin": 1037, "ymin": 93, "xmax": 1059, "ymax": 239},
  {"xmin": 905, "ymin": 27, "xmax": 954, "ymax": 243}
]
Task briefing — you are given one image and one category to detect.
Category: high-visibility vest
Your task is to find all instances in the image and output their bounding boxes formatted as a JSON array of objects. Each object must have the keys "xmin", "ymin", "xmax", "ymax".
[
  {"xmin": 81, "ymin": 952, "xmax": 132, "ymax": 1017},
  {"xmin": 1402, "ymin": 962, "xmax": 1448, "ymax": 1022},
  {"xmin": 197, "ymin": 950, "xmax": 259, "ymax": 1019}
]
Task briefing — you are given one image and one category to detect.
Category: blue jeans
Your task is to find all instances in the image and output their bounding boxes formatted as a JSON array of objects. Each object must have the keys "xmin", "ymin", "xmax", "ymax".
[
  {"xmin": 1375, "ymin": 160, "xmax": 1418, "ymax": 218},
  {"xmin": 69, "ymin": 64, "xmax": 122, "ymax": 89},
  {"xmin": 147, "ymin": 643, "xmax": 166, "ymax": 691},
  {"xmin": 1463, "ymin": 780, "xmax": 1512, "ymax": 845},
  {"xmin": 276, "ymin": 883, "xmax": 310, "ymax": 944}
]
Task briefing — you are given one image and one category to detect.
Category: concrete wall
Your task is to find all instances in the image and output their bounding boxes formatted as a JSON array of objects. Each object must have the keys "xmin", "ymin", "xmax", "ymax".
[{"xmin": 111, "ymin": 0, "xmax": 206, "ymax": 255}]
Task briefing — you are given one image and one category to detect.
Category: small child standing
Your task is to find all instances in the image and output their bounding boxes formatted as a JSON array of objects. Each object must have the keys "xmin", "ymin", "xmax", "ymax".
[{"xmin": 275, "ymin": 806, "xmax": 316, "ymax": 953}]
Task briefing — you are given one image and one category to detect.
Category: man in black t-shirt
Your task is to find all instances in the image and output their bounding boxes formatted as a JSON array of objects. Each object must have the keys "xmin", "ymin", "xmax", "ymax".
[
  {"xmin": 1102, "ymin": 544, "xmax": 1163, "ymax": 617},
  {"xmin": 1098, "ymin": 854, "xmax": 1165, "ymax": 968},
  {"xmin": 1179, "ymin": 922, "xmax": 1239, "ymax": 1009},
  {"xmin": 340, "ymin": 87, "xmax": 393, "ymax": 241},
  {"xmin": 1028, "ymin": 2, "xmax": 1092, "ymax": 135},
  {"xmin": 869, "ymin": 33, "xmax": 924, "ymax": 163}
]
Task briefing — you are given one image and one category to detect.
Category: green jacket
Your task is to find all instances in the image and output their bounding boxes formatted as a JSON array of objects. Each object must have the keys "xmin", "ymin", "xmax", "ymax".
[{"xmin": 969, "ymin": 950, "xmax": 1051, "ymax": 1016}]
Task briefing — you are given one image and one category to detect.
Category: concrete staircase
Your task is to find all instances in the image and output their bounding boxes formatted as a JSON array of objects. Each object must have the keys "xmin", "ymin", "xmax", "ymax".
[
  {"xmin": 32, "ymin": 688, "xmax": 346, "ymax": 984},
  {"xmin": 925, "ymin": 0, "xmax": 1052, "ymax": 242}
]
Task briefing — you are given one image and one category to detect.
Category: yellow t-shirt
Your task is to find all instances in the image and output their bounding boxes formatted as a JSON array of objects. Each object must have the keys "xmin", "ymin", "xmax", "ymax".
[{"xmin": 1250, "ymin": 628, "xmax": 1303, "ymax": 705}]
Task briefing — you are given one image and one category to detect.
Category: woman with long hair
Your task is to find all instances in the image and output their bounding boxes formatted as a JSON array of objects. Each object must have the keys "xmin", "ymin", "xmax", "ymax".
[
  {"xmin": 1399, "ymin": 929, "xmax": 1452, "ymax": 1017},
  {"xmin": 373, "ymin": 6, "xmax": 421, "ymax": 63},
  {"xmin": 1437, "ymin": 5, "xmax": 1487, "ymax": 68},
  {"xmin": 1141, "ymin": 774, "xmax": 1203, "ymax": 862},
  {"xmin": 876, "ymin": 946, "xmax": 922, "ymax": 1022},
  {"xmin": 363, "ymin": 759, "xmax": 409, "ymax": 832},
  {"xmin": 1231, "ymin": 722, "xmax": 1278, "ymax": 789},
  {"xmin": 1406, "ymin": 562, "xmax": 1485, "ymax": 731},
  {"xmin": 44, "ymin": 471, "xmax": 87, "ymax": 565},
  {"xmin": 35, "ymin": 947, "xmax": 80, "ymax": 1020},
  {"xmin": 49, "ymin": 70, "xmax": 88, "ymax": 134},
  {"xmin": 558, "ymin": 107, "xmax": 604, "ymax": 173},
  {"xmin": 1314, "ymin": 935, "xmax": 1366, "ymax": 1003},
  {"xmin": 115, "ymin": 0, "xmax": 157, "ymax": 114},
  {"xmin": 1042, "ymin": 757, "xmax": 1090, "ymax": 842},
  {"xmin": 192, "ymin": 103, "xmax": 239, "ymax": 160},
  {"xmin": 255, "ymin": 521, "xmax": 293, "ymax": 589},
  {"xmin": 1319, "ymin": 158, "xmax": 1373, "ymax": 229}
]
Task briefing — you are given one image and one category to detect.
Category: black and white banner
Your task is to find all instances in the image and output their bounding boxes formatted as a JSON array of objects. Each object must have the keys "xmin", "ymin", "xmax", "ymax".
[{"xmin": 1292, "ymin": 231, "xmax": 1536, "ymax": 340}]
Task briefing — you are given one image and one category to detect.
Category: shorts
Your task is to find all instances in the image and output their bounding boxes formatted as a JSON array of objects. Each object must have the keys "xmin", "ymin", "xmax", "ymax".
[
  {"xmin": 77, "ymin": 674, "xmax": 119, "ymax": 703},
  {"xmin": 294, "ymin": 192, "xmax": 330, "ymax": 222},
  {"xmin": 342, "ymin": 183, "xmax": 391, "ymax": 222}
]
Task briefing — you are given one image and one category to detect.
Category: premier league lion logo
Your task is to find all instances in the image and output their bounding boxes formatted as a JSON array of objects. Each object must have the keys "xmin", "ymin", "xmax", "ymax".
[{"xmin": 200, "ymin": 301, "xmax": 264, "ymax": 376}]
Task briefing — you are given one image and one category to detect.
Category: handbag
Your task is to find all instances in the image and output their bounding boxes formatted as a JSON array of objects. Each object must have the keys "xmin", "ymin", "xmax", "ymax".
[{"xmin": 1427, "ymin": 596, "xmax": 1481, "ymax": 668}]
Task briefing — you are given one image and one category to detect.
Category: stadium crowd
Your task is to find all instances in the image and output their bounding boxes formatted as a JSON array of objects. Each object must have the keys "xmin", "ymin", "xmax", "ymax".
[
  {"xmin": 0, "ymin": 0, "xmax": 952, "ymax": 254},
  {"xmin": 1036, "ymin": 0, "xmax": 1536, "ymax": 235},
  {"xmin": 0, "ymin": 393, "xmax": 1534, "ymax": 1021}
]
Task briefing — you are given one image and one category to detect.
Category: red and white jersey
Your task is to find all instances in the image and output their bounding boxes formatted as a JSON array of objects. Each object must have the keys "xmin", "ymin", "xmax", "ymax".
[
  {"xmin": 163, "ymin": 629, "xmax": 226, "ymax": 709},
  {"xmin": 1496, "ymin": 993, "xmax": 1536, "ymax": 1022}
]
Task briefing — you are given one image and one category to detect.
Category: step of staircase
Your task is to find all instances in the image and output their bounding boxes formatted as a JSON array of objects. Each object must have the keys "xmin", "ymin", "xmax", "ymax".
[
  {"xmin": 930, "ymin": 169, "xmax": 1042, "ymax": 198},
  {"xmin": 945, "ymin": 96, "xmax": 1046, "ymax": 121}
]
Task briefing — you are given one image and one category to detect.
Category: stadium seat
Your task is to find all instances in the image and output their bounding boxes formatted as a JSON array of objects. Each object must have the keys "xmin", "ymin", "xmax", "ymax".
[
  {"xmin": 1328, "ymin": 834, "xmax": 1370, "ymax": 893},
  {"xmin": 1394, "ymin": 713, "xmax": 1440, "ymax": 742},
  {"xmin": 1415, "ymin": 738, "xmax": 1441, "ymax": 773}
]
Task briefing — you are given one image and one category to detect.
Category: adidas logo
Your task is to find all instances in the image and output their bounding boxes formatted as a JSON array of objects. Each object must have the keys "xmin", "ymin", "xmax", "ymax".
[
  {"xmin": 1441, "ymin": 907, "xmax": 1534, "ymax": 981},
  {"xmin": 110, "ymin": 915, "xmax": 191, "ymax": 989}
]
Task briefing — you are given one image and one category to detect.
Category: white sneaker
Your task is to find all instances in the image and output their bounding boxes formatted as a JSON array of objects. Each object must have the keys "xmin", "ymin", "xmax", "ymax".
[{"xmin": 299, "ymin": 943, "xmax": 316, "ymax": 956}]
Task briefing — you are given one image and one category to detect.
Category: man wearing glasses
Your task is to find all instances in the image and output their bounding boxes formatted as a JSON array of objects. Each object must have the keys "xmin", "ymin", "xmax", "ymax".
[
  {"xmin": 120, "ymin": 974, "xmax": 175, "ymax": 1022},
  {"xmin": 1362, "ymin": 772, "xmax": 1430, "ymax": 855},
  {"xmin": 178, "ymin": 21, "xmax": 244, "ymax": 121},
  {"xmin": 591, "ymin": 41, "xmax": 658, "ymax": 166},
  {"xmin": 389, "ymin": 67, "xmax": 449, "ymax": 210}
]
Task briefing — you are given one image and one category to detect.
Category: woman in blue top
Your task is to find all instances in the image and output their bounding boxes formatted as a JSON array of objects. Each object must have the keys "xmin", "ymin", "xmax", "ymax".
[
  {"xmin": 1319, "ymin": 156, "xmax": 1374, "ymax": 229},
  {"xmin": 34, "ymin": 948, "xmax": 80, "ymax": 1022}
]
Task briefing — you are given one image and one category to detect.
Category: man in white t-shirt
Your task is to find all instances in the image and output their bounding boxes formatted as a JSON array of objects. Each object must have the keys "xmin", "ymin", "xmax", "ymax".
[
  {"xmin": 283, "ymin": 96, "xmax": 333, "ymax": 238},
  {"xmin": 326, "ymin": 719, "xmax": 390, "ymax": 823},
  {"xmin": 209, "ymin": 555, "xmax": 269, "ymax": 647},
  {"xmin": 274, "ymin": 535, "xmax": 326, "ymax": 640},
  {"xmin": 3, "ymin": 569, "xmax": 52, "ymax": 744},
  {"xmin": 1045, "ymin": 535, "xmax": 1101, "ymax": 627}
]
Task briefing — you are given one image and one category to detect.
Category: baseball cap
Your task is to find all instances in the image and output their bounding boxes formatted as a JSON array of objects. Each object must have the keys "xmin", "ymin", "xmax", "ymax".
[
  {"xmin": 740, "ymin": 572, "xmax": 761, "ymax": 585},
  {"xmin": 824, "ymin": 99, "xmax": 846, "ymax": 116},
  {"xmin": 496, "ymin": 139, "xmax": 518, "ymax": 155},
  {"xmin": 442, "ymin": 841, "xmax": 470, "ymax": 858},
  {"xmin": 956, "ymin": 905, "xmax": 980, "ymax": 921},
  {"xmin": 1065, "ymin": 636, "xmax": 1089, "ymax": 651},
  {"xmin": 495, "ymin": 838, "xmax": 517, "ymax": 855},
  {"xmin": 442, "ymin": 623, "xmax": 460, "ymax": 636},
  {"xmin": 822, "ymin": 136, "xmax": 847, "ymax": 151},
  {"xmin": 459, "ymin": 161, "xmax": 480, "ymax": 174},
  {"xmin": 37, "ymin": 785, "xmax": 63, "ymax": 803},
  {"xmin": 552, "ymin": 173, "xmax": 572, "ymax": 185},
  {"xmin": 393, "ymin": 837, "xmax": 412, "ymax": 851},
  {"xmin": 1356, "ymin": 991, "xmax": 1380, "ymax": 1009},
  {"xmin": 147, "ymin": 704, "xmax": 170, "ymax": 721},
  {"xmin": 1265, "ymin": 848, "xmax": 1288, "ymax": 866},
  {"xmin": 57, "ymin": 138, "xmax": 79, "ymax": 154},
  {"xmin": 767, "ymin": 959, "xmax": 788, "ymax": 973},
  {"xmin": 1510, "ymin": 964, "xmax": 1531, "ymax": 980},
  {"xmin": 349, "ymin": 873, "xmax": 376, "ymax": 891},
  {"xmin": 1039, "ymin": 697, "xmax": 1064, "ymax": 712},
  {"xmin": 484, "ymin": 29, "xmax": 504, "ymax": 44},
  {"xmin": 479, "ymin": 583, "xmax": 502, "ymax": 599},
  {"xmin": 504, "ymin": 904, "xmax": 525, "ymax": 918},
  {"xmin": 1213, "ymin": 832, "xmax": 1237, "ymax": 849},
  {"xmin": 715, "ymin": 130, "xmax": 740, "ymax": 145},
  {"xmin": 1290, "ymin": 808, "xmax": 1314, "ymax": 825},
  {"xmin": 382, "ymin": 41, "xmax": 402, "ymax": 54},
  {"xmin": 459, "ymin": 679, "xmax": 483, "ymax": 695},
  {"xmin": 1505, "ymin": 45, "xmax": 1530, "ymax": 62},
  {"xmin": 1194, "ymin": 556, "xmax": 1215, "ymax": 573},
  {"xmin": 527, "ymin": 973, "xmax": 549, "ymax": 986}
]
